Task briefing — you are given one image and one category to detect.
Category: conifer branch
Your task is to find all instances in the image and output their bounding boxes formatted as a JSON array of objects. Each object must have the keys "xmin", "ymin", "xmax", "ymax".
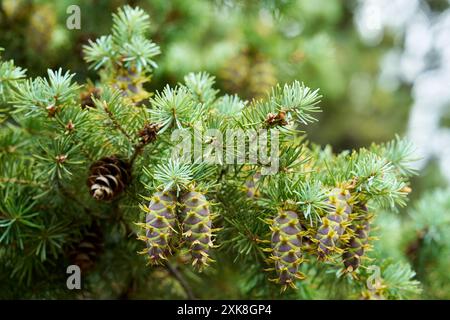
[{"xmin": 101, "ymin": 100, "xmax": 133, "ymax": 142}]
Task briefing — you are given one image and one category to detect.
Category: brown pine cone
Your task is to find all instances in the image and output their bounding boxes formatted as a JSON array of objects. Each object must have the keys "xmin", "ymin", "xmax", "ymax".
[
  {"xmin": 87, "ymin": 156, "xmax": 131, "ymax": 200},
  {"xmin": 219, "ymin": 51, "xmax": 250, "ymax": 97}
]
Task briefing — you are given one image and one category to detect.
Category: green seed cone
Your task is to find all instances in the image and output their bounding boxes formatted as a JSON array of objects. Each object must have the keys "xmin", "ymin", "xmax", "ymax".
[
  {"xmin": 180, "ymin": 191, "xmax": 214, "ymax": 269},
  {"xmin": 138, "ymin": 191, "xmax": 177, "ymax": 265},
  {"xmin": 342, "ymin": 204, "xmax": 371, "ymax": 272},
  {"xmin": 269, "ymin": 210, "xmax": 304, "ymax": 290},
  {"xmin": 315, "ymin": 187, "xmax": 352, "ymax": 259},
  {"xmin": 248, "ymin": 58, "xmax": 277, "ymax": 99}
]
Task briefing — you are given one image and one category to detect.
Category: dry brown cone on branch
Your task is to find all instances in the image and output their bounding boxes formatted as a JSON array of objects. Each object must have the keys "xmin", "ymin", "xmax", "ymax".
[
  {"xmin": 265, "ymin": 110, "xmax": 288, "ymax": 127},
  {"xmin": 87, "ymin": 156, "xmax": 131, "ymax": 201}
]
